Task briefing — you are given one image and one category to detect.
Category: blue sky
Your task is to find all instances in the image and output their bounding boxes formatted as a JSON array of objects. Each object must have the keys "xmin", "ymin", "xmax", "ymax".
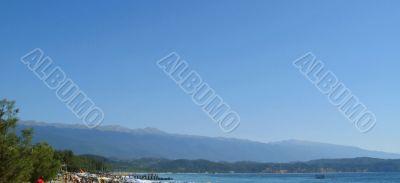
[{"xmin": 1, "ymin": 0, "xmax": 400, "ymax": 153}]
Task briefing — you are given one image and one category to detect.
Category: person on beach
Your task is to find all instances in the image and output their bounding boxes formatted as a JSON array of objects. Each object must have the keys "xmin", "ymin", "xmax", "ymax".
[
  {"xmin": 36, "ymin": 176, "xmax": 45, "ymax": 183},
  {"xmin": 64, "ymin": 174, "xmax": 69, "ymax": 183}
]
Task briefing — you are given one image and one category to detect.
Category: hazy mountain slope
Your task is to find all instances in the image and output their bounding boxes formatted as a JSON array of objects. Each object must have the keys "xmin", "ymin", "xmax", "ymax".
[{"xmin": 17, "ymin": 121, "xmax": 400, "ymax": 162}]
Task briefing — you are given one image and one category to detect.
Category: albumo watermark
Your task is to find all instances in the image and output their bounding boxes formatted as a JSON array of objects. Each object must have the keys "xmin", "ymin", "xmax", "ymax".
[
  {"xmin": 21, "ymin": 48, "xmax": 104, "ymax": 128},
  {"xmin": 157, "ymin": 52, "xmax": 240, "ymax": 133},
  {"xmin": 293, "ymin": 52, "xmax": 376, "ymax": 133}
]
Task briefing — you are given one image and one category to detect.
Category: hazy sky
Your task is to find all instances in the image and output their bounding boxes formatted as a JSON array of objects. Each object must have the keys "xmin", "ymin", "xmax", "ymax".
[{"xmin": 1, "ymin": 0, "xmax": 400, "ymax": 153}]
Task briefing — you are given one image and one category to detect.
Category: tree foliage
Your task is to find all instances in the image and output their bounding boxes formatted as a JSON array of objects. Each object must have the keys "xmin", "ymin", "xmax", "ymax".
[
  {"xmin": 0, "ymin": 99, "xmax": 61, "ymax": 182},
  {"xmin": 30, "ymin": 142, "xmax": 61, "ymax": 182},
  {"xmin": 54, "ymin": 150, "xmax": 112, "ymax": 172}
]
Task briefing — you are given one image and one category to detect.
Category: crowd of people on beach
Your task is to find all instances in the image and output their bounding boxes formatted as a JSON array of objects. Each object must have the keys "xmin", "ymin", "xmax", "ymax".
[
  {"xmin": 43, "ymin": 172, "xmax": 171, "ymax": 183},
  {"xmin": 62, "ymin": 173, "xmax": 96, "ymax": 183}
]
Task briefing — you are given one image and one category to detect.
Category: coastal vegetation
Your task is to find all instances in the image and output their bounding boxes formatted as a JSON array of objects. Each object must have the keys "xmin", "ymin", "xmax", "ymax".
[
  {"xmin": 0, "ymin": 99, "xmax": 60, "ymax": 182},
  {"xmin": 0, "ymin": 99, "xmax": 115, "ymax": 182},
  {"xmin": 92, "ymin": 157, "xmax": 400, "ymax": 173},
  {"xmin": 54, "ymin": 150, "xmax": 112, "ymax": 172}
]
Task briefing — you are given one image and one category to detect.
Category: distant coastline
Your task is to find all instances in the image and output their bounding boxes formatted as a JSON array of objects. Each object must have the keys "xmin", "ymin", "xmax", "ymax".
[{"xmin": 79, "ymin": 155, "xmax": 400, "ymax": 173}]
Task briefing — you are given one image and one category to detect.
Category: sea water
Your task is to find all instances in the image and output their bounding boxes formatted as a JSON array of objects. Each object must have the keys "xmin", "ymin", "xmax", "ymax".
[{"xmin": 159, "ymin": 173, "xmax": 400, "ymax": 183}]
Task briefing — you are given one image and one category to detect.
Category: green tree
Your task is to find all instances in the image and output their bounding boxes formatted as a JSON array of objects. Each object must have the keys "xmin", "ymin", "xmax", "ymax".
[
  {"xmin": 0, "ymin": 99, "xmax": 61, "ymax": 182},
  {"xmin": 30, "ymin": 142, "xmax": 61, "ymax": 182},
  {"xmin": 0, "ymin": 99, "xmax": 33, "ymax": 183}
]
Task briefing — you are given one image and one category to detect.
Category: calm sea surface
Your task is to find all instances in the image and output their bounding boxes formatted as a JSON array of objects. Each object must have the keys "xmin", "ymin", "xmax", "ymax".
[{"xmin": 158, "ymin": 173, "xmax": 400, "ymax": 183}]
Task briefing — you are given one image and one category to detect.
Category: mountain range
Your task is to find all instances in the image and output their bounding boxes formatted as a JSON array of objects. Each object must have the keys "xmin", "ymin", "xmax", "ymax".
[{"xmin": 17, "ymin": 120, "xmax": 400, "ymax": 162}]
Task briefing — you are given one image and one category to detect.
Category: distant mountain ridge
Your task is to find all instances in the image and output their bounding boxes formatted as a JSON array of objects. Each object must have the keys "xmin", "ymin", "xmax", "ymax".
[
  {"xmin": 20, "ymin": 120, "xmax": 166, "ymax": 135},
  {"xmin": 17, "ymin": 120, "xmax": 400, "ymax": 162}
]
